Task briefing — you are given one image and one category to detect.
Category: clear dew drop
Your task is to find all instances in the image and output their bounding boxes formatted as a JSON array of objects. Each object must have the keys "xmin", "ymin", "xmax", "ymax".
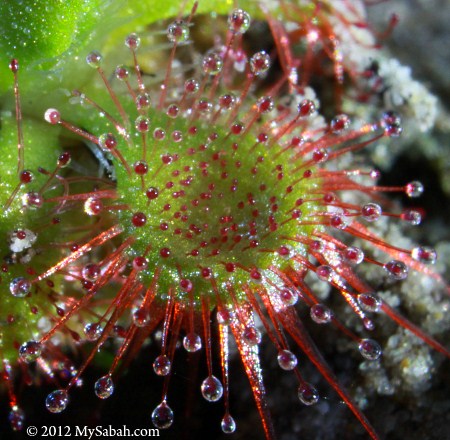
[
  {"xmin": 9, "ymin": 406, "xmax": 25, "ymax": 431},
  {"xmin": 82, "ymin": 263, "xmax": 101, "ymax": 281},
  {"xmin": 219, "ymin": 94, "xmax": 236, "ymax": 110},
  {"xmin": 256, "ymin": 96, "xmax": 274, "ymax": 113},
  {"xmin": 153, "ymin": 128, "xmax": 166, "ymax": 141},
  {"xmin": 381, "ymin": 110, "xmax": 402, "ymax": 137},
  {"xmin": 330, "ymin": 213, "xmax": 348, "ymax": 229},
  {"xmin": 201, "ymin": 375, "xmax": 223, "ymax": 402},
  {"xmin": 10, "ymin": 277, "xmax": 31, "ymax": 298},
  {"xmin": 312, "ymin": 148, "xmax": 328, "ymax": 163},
  {"xmin": 310, "ymin": 304, "xmax": 333, "ymax": 324},
  {"xmin": 94, "ymin": 375, "xmax": 114, "ymax": 399},
  {"xmin": 84, "ymin": 322, "xmax": 103, "ymax": 341},
  {"xmin": 358, "ymin": 293, "xmax": 382, "ymax": 313},
  {"xmin": 221, "ymin": 414, "xmax": 236, "ymax": 434},
  {"xmin": 153, "ymin": 355, "xmax": 171, "ymax": 376},
  {"xmin": 84, "ymin": 197, "xmax": 103, "ymax": 216},
  {"xmin": 45, "ymin": 390, "xmax": 69, "ymax": 413},
  {"xmin": 249, "ymin": 51, "xmax": 271, "ymax": 75},
  {"xmin": 279, "ymin": 287, "xmax": 298, "ymax": 306},
  {"xmin": 22, "ymin": 191, "xmax": 43, "ymax": 209},
  {"xmin": 166, "ymin": 104, "xmax": 179, "ymax": 118},
  {"xmin": 228, "ymin": 9, "xmax": 251, "ymax": 34},
  {"xmin": 401, "ymin": 209, "xmax": 422, "ymax": 225},
  {"xmin": 202, "ymin": 51, "xmax": 223, "ymax": 75},
  {"xmin": 98, "ymin": 133, "xmax": 117, "ymax": 151},
  {"xmin": 406, "ymin": 181, "xmax": 424, "ymax": 198},
  {"xmin": 363, "ymin": 318, "xmax": 375, "ymax": 331},
  {"xmin": 19, "ymin": 340, "xmax": 42, "ymax": 363},
  {"xmin": 358, "ymin": 338, "xmax": 382, "ymax": 360},
  {"xmin": 183, "ymin": 332, "xmax": 202, "ymax": 352},
  {"xmin": 297, "ymin": 99, "xmax": 316, "ymax": 117},
  {"xmin": 172, "ymin": 130, "xmax": 183, "ymax": 142},
  {"xmin": 132, "ymin": 308, "xmax": 150, "ymax": 327},
  {"xmin": 330, "ymin": 114, "xmax": 350, "ymax": 133},
  {"xmin": 316, "ymin": 265, "xmax": 333, "ymax": 282},
  {"xmin": 361, "ymin": 203, "xmax": 382, "ymax": 222},
  {"xmin": 185, "ymin": 78, "xmax": 199, "ymax": 94},
  {"xmin": 167, "ymin": 20, "xmax": 190, "ymax": 43},
  {"xmin": 125, "ymin": 33, "xmax": 141, "ymax": 50},
  {"xmin": 243, "ymin": 325, "xmax": 261, "ymax": 346},
  {"xmin": 411, "ymin": 246, "xmax": 437, "ymax": 264},
  {"xmin": 115, "ymin": 64, "xmax": 129, "ymax": 81},
  {"xmin": 197, "ymin": 99, "xmax": 213, "ymax": 114},
  {"xmin": 298, "ymin": 383, "xmax": 319, "ymax": 406},
  {"xmin": 343, "ymin": 246, "xmax": 364, "ymax": 265},
  {"xmin": 44, "ymin": 108, "xmax": 61, "ymax": 124},
  {"xmin": 277, "ymin": 349, "xmax": 298, "ymax": 371},
  {"xmin": 86, "ymin": 50, "xmax": 102, "ymax": 68},
  {"xmin": 217, "ymin": 308, "xmax": 235, "ymax": 325},
  {"xmin": 136, "ymin": 93, "xmax": 151, "ymax": 111},
  {"xmin": 151, "ymin": 402, "xmax": 174, "ymax": 429},
  {"xmin": 135, "ymin": 115, "xmax": 151, "ymax": 133},
  {"xmin": 384, "ymin": 260, "xmax": 409, "ymax": 280}
]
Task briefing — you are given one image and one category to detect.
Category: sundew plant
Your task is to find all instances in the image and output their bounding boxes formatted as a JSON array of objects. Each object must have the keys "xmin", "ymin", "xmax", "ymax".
[{"xmin": 0, "ymin": 1, "xmax": 449, "ymax": 439}]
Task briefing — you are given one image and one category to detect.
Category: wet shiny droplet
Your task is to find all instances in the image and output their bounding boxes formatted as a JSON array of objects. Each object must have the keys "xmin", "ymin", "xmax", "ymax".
[
  {"xmin": 84, "ymin": 197, "xmax": 103, "ymax": 216},
  {"xmin": 359, "ymin": 338, "xmax": 382, "ymax": 360},
  {"xmin": 94, "ymin": 375, "xmax": 114, "ymax": 399},
  {"xmin": 19, "ymin": 340, "xmax": 42, "ymax": 363},
  {"xmin": 201, "ymin": 375, "xmax": 223, "ymax": 402},
  {"xmin": 99, "ymin": 133, "xmax": 117, "ymax": 150},
  {"xmin": 243, "ymin": 325, "xmax": 261, "ymax": 346},
  {"xmin": 310, "ymin": 304, "xmax": 332, "ymax": 324},
  {"xmin": 343, "ymin": 246, "xmax": 364, "ymax": 265},
  {"xmin": 221, "ymin": 414, "xmax": 236, "ymax": 434},
  {"xmin": 82, "ymin": 263, "xmax": 101, "ymax": 281},
  {"xmin": 167, "ymin": 21, "xmax": 190, "ymax": 43},
  {"xmin": 406, "ymin": 181, "xmax": 424, "ymax": 198},
  {"xmin": 202, "ymin": 51, "xmax": 223, "ymax": 75},
  {"xmin": 86, "ymin": 51, "xmax": 102, "ymax": 68},
  {"xmin": 153, "ymin": 355, "xmax": 171, "ymax": 376},
  {"xmin": 44, "ymin": 108, "xmax": 61, "ymax": 124},
  {"xmin": 151, "ymin": 402, "xmax": 174, "ymax": 429},
  {"xmin": 277, "ymin": 349, "xmax": 298, "ymax": 371},
  {"xmin": 384, "ymin": 260, "xmax": 409, "ymax": 280},
  {"xmin": 9, "ymin": 407, "xmax": 25, "ymax": 431},
  {"xmin": 45, "ymin": 390, "xmax": 69, "ymax": 413},
  {"xmin": 330, "ymin": 114, "xmax": 350, "ymax": 133},
  {"xmin": 411, "ymin": 246, "xmax": 437, "ymax": 264},
  {"xmin": 135, "ymin": 115, "xmax": 151, "ymax": 133},
  {"xmin": 279, "ymin": 288, "xmax": 298, "ymax": 306},
  {"xmin": 361, "ymin": 203, "xmax": 382, "ymax": 222},
  {"xmin": 228, "ymin": 9, "xmax": 251, "ymax": 34},
  {"xmin": 10, "ymin": 277, "xmax": 31, "ymax": 298},
  {"xmin": 358, "ymin": 293, "xmax": 382, "ymax": 313},
  {"xmin": 249, "ymin": 51, "xmax": 271, "ymax": 75},
  {"xmin": 183, "ymin": 332, "xmax": 202, "ymax": 352},
  {"xmin": 84, "ymin": 323, "xmax": 103, "ymax": 341},
  {"xmin": 133, "ymin": 308, "xmax": 150, "ymax": 327},
  {"xmin": 316, "ymin": 265, "xmax": 333, "ymax": 282},
  {"xmin": 125, "ymin": 33, "xmax": 141, "ymax": 50},
  {"xmin": 217, "ymin": 308, "xmax": 235, "ymax": 325},
  {"xmin": 298, "ymin": 383, "xmax": 319, "ymax": 406},
  {"xmin": 401, "ymin": 209, "xmax": 422, "ymax": 225}
]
